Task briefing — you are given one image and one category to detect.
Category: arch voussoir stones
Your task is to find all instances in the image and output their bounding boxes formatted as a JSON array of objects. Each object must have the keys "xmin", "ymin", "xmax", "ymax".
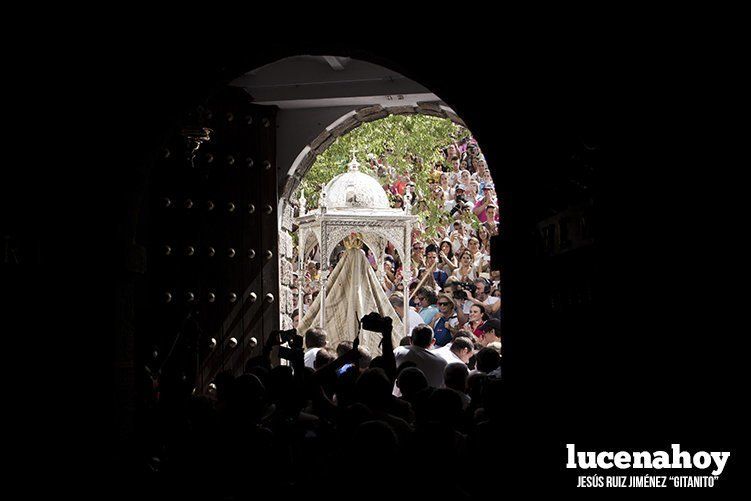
[
  {"xmin": 416, "ymin": 101, "xmax": 447, "ymax": 118},
  {"xmin": 356, "ymin": 104, "xmax": 390, "ymax": 123}
]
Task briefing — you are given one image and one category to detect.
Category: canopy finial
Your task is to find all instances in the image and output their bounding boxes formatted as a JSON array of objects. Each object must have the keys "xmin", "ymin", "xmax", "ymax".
[{"xmin": 347, "ymin": 147, "xmax": 360, "ymax": 172}]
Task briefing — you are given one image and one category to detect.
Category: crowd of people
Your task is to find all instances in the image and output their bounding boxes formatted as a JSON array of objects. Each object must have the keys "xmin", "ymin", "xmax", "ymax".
[
  {"xmin": 146, "ymin": 313, "xmax": 505, "ymax": 500},
  {"xmin": 139, "ymin": 140, "xmax": 507, "ymax": 499},
  {"xmin": 291, "ymin": 137, "xmax": 502, "ymax": 344}
]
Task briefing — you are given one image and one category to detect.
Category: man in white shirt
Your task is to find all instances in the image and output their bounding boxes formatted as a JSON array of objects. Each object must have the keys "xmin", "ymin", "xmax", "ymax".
[
  {"xmin": 435, "ymin": 336, "xmax": 474, "ymax": 366},
  {"xmin": 394, "ymin": 324, "xmax": 447, "ymax": 388},
  {"xmin": 303, "ymin": 327, "xmax": 328, "ymax": 369}
]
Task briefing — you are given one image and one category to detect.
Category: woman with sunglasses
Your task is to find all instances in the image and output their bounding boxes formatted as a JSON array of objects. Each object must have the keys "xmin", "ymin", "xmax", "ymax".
[{"xmin": 411, "ymin": 241, "xmax": 426, "ymax": 270}]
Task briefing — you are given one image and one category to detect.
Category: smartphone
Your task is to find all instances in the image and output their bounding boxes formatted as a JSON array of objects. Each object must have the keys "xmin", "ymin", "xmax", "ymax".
[{"xmin": 336, "ymin": 363, "xmax": 355, "ymax": 376}]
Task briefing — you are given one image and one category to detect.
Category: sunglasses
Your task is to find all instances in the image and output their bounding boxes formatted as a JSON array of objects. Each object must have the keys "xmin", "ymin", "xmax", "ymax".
[{"xmin": 437, "ymin": 302, "xmax": 452, "ymax": 306}]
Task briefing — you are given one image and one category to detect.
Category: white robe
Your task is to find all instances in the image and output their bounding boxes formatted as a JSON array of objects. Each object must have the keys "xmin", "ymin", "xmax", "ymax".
[{"xmin": 298, "ymin": 248, "xmax": 405, "ymax": 356}]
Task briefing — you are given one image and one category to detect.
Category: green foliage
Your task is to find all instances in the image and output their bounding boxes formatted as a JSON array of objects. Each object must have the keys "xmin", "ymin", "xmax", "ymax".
[{"xmin": 298, "ymin": 114, "xmax": 476, "ymax": 239}]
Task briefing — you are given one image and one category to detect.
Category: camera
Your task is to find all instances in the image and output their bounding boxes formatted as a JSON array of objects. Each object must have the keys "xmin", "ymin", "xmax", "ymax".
[
  {"xmin": 277, "ymin": 346, "xmax": 302, "ymax": 362},
  {"xmin": 277, "ymin": 328, "xmax": 296, "ymax": 342},
  {"xmin": 450, "ymin": 196, "xmax": 469, "ymax": 216},
  {"xmin": 361, "ymin": 312, "xmax": 392, "ymax": 333},
  {"xmin": 452, "ymin": 281, "xmax": 477, "ymax": 300},
  {"xmin": 271, "ymin": 328, "xmax": 303, "ymax": 349}
]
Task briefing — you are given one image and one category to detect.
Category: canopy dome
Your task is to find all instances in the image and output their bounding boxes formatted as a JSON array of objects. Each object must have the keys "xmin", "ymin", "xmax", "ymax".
[{"xmin": 322, "ymin": 155, "xmax": 390, "ymax": 210}]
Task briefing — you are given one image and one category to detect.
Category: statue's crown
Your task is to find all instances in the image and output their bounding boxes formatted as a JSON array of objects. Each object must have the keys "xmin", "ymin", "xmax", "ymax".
[{"xmin": 343, "ymin": 232, "xmax": 364, "ymax": 249}]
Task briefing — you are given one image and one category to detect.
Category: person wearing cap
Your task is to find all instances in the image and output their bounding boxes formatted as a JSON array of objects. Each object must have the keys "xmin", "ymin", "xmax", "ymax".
[
  {"xmin": 478, "ymin": 318, "xmax": 501, "ymax": 348},
  {"xmin": 445, "ymin": 184, "xmax": 474, "ymax": 215},
  {"xmin": 429, "ymin": 293, "xmax": 461, "ymax": 347}
]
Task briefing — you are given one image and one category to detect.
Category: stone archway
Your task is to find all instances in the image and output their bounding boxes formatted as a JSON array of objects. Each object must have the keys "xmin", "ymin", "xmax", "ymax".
[
  {"xmin": 279, "ymin": 102, "xmax": 468, "ymax": 205},
  {"xmin": 276, "ymin": 104, "xmax": 497, "ymax": 330}
]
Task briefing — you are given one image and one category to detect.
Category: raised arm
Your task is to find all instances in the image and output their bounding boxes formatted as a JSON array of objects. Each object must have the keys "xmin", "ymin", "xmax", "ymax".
[{"xmin": 361, "ymin": 313, "xmax": 397, "ymax": 384}]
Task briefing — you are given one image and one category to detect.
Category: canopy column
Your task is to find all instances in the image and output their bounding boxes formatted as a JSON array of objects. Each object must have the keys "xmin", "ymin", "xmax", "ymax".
[{"xmin": 402, "ymin": 221, "xmax": 412, "ymax": 340}]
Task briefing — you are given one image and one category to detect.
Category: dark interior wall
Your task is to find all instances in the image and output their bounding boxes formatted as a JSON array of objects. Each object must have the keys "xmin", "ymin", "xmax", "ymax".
[
  {"xmin": 117, "ymin": 42, "xmax": 738, "ymax": 480},
  {"xmin": 9, "ymin": 32, "xmax": 739, "ymax": 490}
]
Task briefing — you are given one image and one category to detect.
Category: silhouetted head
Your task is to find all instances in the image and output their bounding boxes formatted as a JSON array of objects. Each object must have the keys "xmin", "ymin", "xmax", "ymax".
[
  {"xmin": 397, "ymin": 367, "xmax": 428, "ymax": 399},
  {"xmin": 368, "ymin": 355, "xmax": 385, "ymax": 372},
  {"xmin": 244, "ymin": 365, "xmax": 269, "ymax": 388},
  {"xmin": 396, "ymin": 360, "xmax": 417, "ymax": 375},
  {"xmin": 467, "ymin": 372, "xmax": 488, "ymax": 405},
  {"xmin": 355, "ymin": 368, "xmax": 392, "ymax": 410},
  {"xmin": 314, "ymin": 347, "xmax": 336, "ymax": 370},
  {"xmin": 336, "ymin": 340, "xmax": 354, "ymax": 358},
  {"xmin": 226, "ymin": 374, "xmax": 266, "ymax": 422},
  {"xmin": 411, "ymin": 324, "xmax": 434, "ymax": 349},
  {"xmin": 481, "ymin": 377, "xmax": 505, "ymax": 420},
  {"xmin": 475, "ymin": 347, "xmax": 501, "ymax": 374},
  {"xmin": 357, "ymin": 346, "xmax": 373, "ymax": 370},
  {"xmin": 444, "ymin": 363, "xmax": 469, "ymax": 392},
  {"xmin": 338, "ymin": 402, "xmax": 374, "ymax": 440},
  {"xmin": 354, "ymin": 420, "xmax": 399, "ymax": 458},
  {"xmin": 424, "ymin": 388, "xmax": 463, "ymax": 427},
  {"xmin": 266, "ymin": 365, "xmax": 294, "ymax": 402}
]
